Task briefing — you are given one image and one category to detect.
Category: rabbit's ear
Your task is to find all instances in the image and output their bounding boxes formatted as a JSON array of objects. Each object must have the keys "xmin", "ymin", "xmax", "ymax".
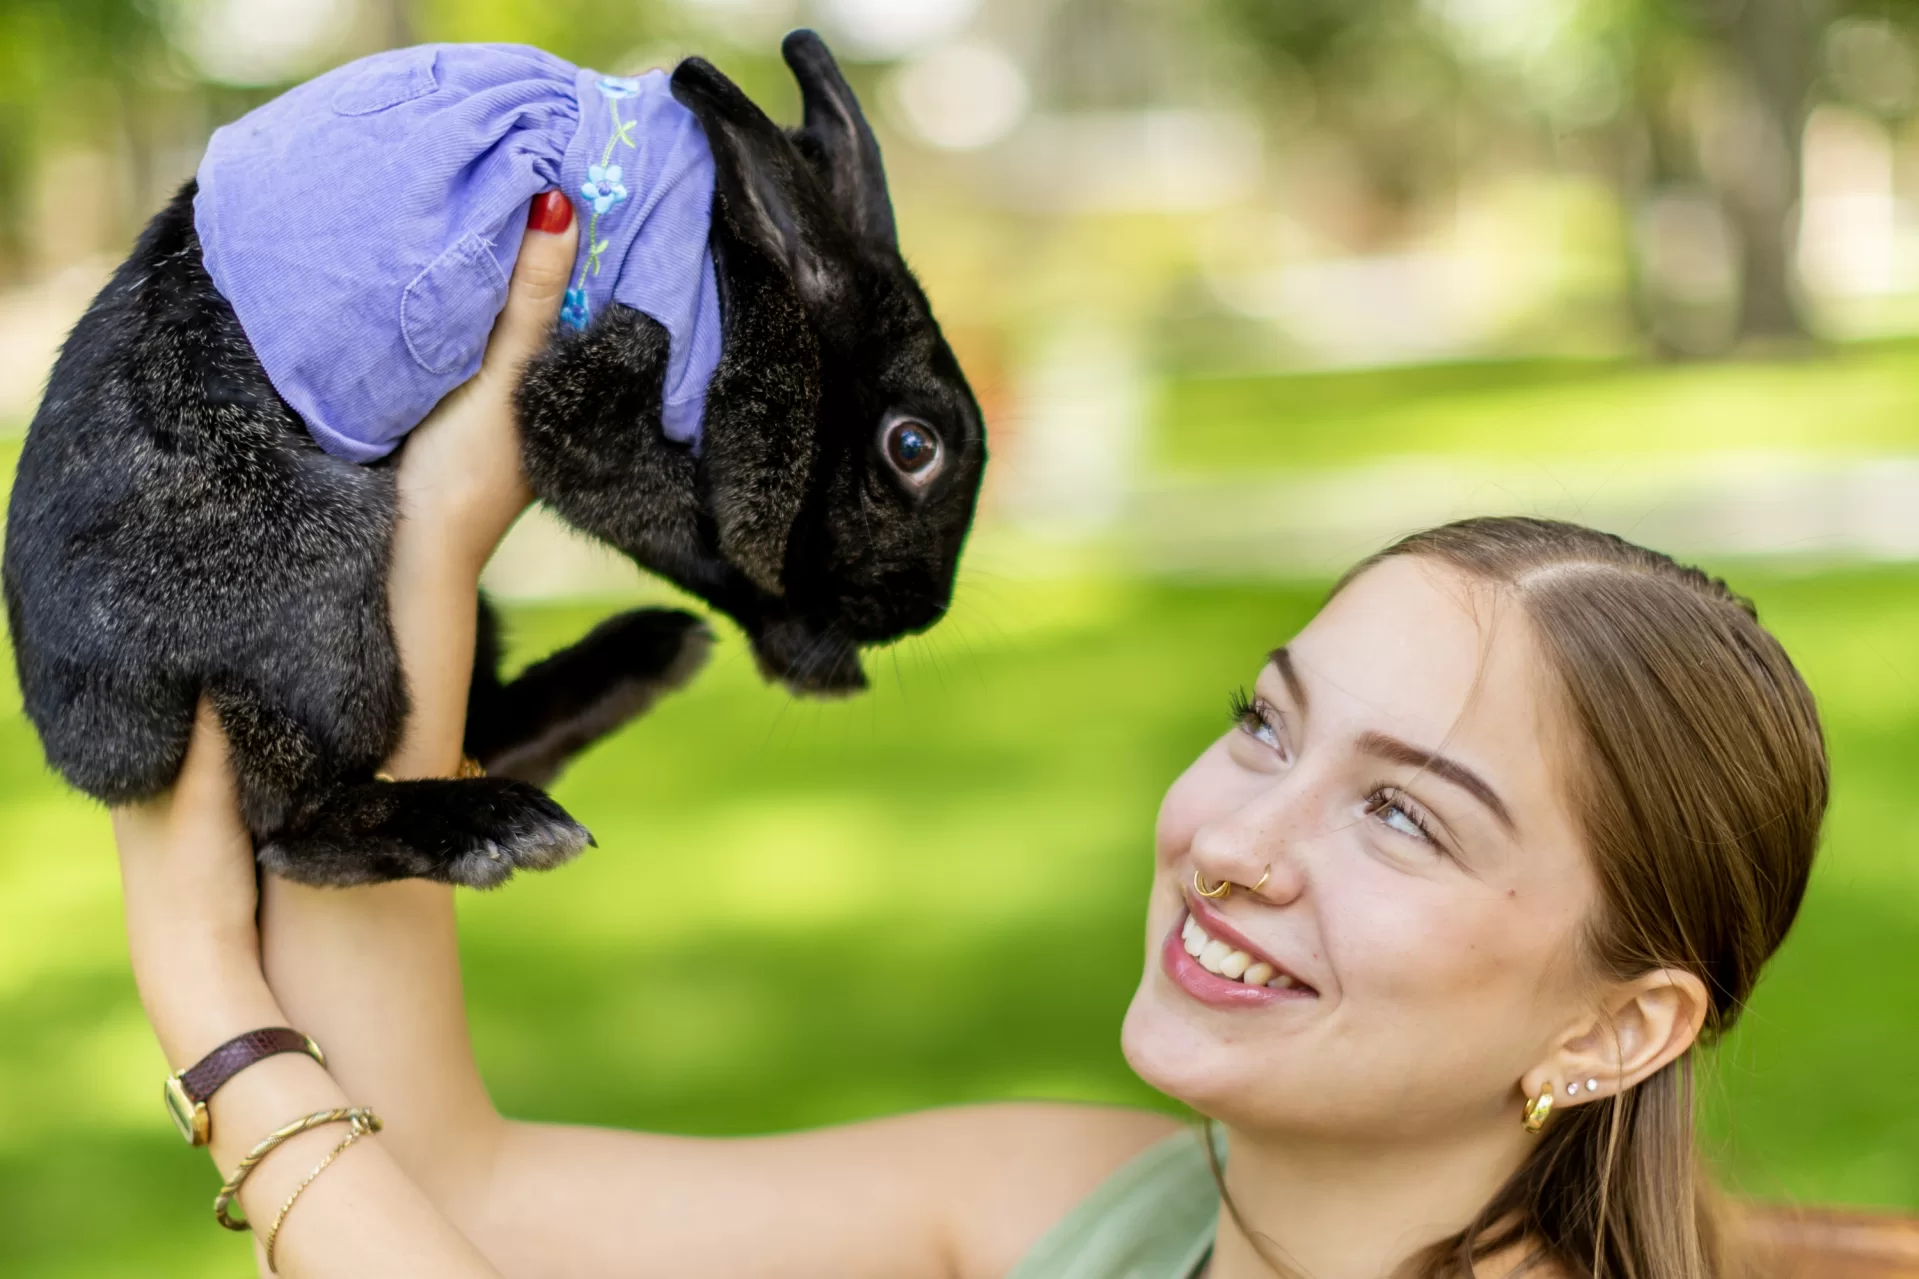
[
  {"xmin": 782, "ymin": 29, "xmax": 897, "ymax": 249},
  {"xmin": 671, "ymin": 56, "xmax": 837, "ymax": 301}
]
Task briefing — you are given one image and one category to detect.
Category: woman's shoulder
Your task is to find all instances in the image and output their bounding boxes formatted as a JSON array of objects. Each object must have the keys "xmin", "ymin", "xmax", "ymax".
[{"xmin": 888, "ymin": 1102, "xmax": 1186, "ymax": 1279}]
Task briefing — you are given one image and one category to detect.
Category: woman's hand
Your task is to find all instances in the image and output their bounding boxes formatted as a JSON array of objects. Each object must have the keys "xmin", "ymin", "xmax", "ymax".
[
  {"xmin": 392, "ymin": 190, "xmax": 579, "ymax": 578},
  {"xmin": 383, "ymin": 195, "xmax": 579, "ymax": 780}
]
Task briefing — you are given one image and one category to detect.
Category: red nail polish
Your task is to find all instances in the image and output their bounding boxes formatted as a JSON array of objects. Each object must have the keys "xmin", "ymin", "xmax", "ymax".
[{"xmin": 527, "ymin": 191, "xmax": 573, "ymax": 234}]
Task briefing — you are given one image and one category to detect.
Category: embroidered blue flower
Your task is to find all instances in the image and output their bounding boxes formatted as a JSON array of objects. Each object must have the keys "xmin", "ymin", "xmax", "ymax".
[
  {"xmin": 560, "ymin": 286, "xmax": 591, "ymax": 330},
  {"xmin": 596, "ymin": 76, "xmax": 643, "ymax": 100},
  {"xmin": 581, "ymin": 163, "xmax": 627, "ymax": 215}
]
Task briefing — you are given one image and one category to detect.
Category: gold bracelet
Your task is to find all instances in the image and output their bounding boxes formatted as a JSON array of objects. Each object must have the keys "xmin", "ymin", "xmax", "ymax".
[
  {"xmin": 213, "ymin": 1106, "xmax": 382, "ymax": 1231},
  {"xmin": 373, "ymin": 756, "xmax": 485, "ymax": 784},
  {"xmin": 264, "ymin": 1113, "xmax": 377, "ymax": 1272}
]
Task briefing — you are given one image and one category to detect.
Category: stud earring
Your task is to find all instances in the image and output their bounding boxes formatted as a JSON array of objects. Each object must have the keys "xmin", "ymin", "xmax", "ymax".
[
  {"xmin": 1566, "ymin": 1081, "xmax": 1580, "ymax": 1096},
  {"xmin": 1522, "ymin": 1085, "xmax": 1554, "ymax": 1133},
  {"xmin": 1587, "ymin": 1078, "xmax": 1599, "ymax": 1093}
]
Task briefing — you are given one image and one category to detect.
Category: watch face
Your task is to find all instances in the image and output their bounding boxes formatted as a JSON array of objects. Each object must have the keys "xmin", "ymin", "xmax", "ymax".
[{"xmin": 163, "ymin": 1076, "xmax": 208, "ymax": 1145}]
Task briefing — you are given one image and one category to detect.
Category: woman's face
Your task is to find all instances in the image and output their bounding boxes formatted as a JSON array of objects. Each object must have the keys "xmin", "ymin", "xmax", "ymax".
[{"xmin": 1122, "ymin": 556, "xmax": 1601, "ymax": 1143}]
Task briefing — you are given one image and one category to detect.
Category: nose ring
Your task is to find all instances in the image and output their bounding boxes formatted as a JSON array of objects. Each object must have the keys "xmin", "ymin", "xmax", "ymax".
[
  {"xmin": 1250, "ymin": 866, "xmax": 1271, "ymax": 894},
  {"xmin": 1193, "ymin": 870, "xmax": 1232, "ymax": 900}
]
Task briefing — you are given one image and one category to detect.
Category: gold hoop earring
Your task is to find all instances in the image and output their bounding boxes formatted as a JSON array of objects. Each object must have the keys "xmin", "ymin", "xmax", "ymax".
[
  {"xmin": 1522, "ymin": 1086, "xmax": 1554, "ymax": 1134},
  {"xmin": 1193, "ymin": 870, "xmax": 1232, "ymax": 900},
  {"xmin": 1250, "ymin": 866, "xmax": 1271, "ymax": 894}
]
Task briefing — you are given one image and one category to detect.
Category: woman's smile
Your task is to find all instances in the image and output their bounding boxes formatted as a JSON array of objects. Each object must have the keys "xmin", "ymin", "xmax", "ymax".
[{"xmin": 1160, "ymin": 893, "xmax": 1320, "ymax": 1008}]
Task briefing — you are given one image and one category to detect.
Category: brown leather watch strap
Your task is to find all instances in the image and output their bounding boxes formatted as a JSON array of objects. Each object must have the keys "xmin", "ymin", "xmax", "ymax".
[{"xmin": 179, "ymin": 1027, "xmax": 325, "ymax": 1104}]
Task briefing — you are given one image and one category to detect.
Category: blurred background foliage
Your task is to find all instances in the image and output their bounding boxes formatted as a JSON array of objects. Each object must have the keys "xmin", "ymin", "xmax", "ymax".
[{"xmin": 2, "ymin": 0, "xmax": 1918, "ymax": 1275}]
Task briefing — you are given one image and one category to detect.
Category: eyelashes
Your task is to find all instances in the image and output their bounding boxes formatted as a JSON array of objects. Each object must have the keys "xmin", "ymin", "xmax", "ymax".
[
  {"xmin": 1364, "ymin": 786, "xmax": 1441, "ymax": 847},
  {"xmin": 1228, "ymin": 686, "xmax": 1286, "ymax": 756}
]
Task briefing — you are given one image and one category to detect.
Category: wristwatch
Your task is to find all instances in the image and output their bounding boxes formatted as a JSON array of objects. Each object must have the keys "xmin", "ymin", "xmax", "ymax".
[{"xmin": 162, "ymin": 1028, "xmax": 327, "ymax": 1146}]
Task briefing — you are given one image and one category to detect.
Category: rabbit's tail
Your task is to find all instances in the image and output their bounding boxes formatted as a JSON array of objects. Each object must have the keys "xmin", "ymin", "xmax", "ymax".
[{"xmin": 258, "ymin": 776, "xmax": 592, "ymax": 889}]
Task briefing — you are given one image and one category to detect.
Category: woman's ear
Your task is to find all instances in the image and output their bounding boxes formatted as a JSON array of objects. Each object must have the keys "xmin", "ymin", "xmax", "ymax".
[{"xmin": 1525, "ymin": 968, "xmax": 1711, "ymax": 1107}]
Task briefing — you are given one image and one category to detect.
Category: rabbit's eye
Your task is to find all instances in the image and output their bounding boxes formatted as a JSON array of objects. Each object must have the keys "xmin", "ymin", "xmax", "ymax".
[{"xmin": 881, "ymin": 419, "xmax": 943, "ymax": 487}]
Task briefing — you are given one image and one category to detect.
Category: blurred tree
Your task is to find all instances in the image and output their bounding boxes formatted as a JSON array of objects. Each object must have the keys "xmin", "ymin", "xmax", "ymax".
[
  {"xmin": 0, "ymin": 0, "xmax": 172, "ymax": 278},
  {"xmin": 1198, "ymin": 0, "xmax": 1474, "ymax": 250},
  {"xmin": 1616, "ymin": 0, "xmax": 1824, "ymax": 351},
  {"xmin": 1202, "ymin": 0, "xmax": 1839, "ymax": 355}
]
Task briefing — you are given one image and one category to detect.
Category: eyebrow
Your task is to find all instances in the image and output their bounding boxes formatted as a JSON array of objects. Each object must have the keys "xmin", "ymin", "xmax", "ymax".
[
  {"xmin": 1268, "ymin": 647, "xmax": 1309, "ymax": 713},
  {"xmin": 1357, "ymin": 731, "xmax": 1516, "ymax": 833}
]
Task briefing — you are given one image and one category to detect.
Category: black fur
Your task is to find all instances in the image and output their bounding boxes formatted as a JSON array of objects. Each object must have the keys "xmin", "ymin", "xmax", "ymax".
[{"xmin": 2, "ymin": 31, "xmax": 984, "ymax": 888}]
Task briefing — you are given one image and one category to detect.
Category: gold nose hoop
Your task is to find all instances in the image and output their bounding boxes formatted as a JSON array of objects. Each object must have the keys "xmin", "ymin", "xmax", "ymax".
[
  {"xmin": 1193, "ymin": 870, "xmax": 1233, "ymax": 900},
  {"xmin": 1193, "ymin": 866, "xmax": 1271, "ymax": 900}
]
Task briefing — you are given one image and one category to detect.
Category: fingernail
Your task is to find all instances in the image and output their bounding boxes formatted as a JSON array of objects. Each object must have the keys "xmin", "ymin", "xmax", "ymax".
[{"xmin": 527, "ymin": 191, "xmax": 573, "ymax": 234}]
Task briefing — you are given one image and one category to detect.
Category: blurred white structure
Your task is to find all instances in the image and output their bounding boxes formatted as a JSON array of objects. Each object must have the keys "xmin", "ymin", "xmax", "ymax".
[
  {"xmin": 992, "ymin": 110, "xmax": 1261, "ymax": 214},
  {"xmin": 167, "ymin": 0, "xmax": 360, "ymax": 86},
  {"xmin": 1799, "ymin": 105, "xmax": 1906, "ymax": 299},
  {"xmin": 885, "ymin": 41, "xmax": 1029, "ymax": 151},
  {"xmin": 997, "ymin": 323, "xmax": 1147, "ymax": 538},
  {"xmin": 816, "ymin": 0, "xmax": 979, "ymax": 59}
]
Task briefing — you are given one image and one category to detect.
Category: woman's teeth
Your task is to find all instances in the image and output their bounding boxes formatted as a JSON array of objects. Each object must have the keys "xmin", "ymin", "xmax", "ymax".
[{"xmin": 1182, "ymin": 914, "xmax": 1301, "ymax": 989}]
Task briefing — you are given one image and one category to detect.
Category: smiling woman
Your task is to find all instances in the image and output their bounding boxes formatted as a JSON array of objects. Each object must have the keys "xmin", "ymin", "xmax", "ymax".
[
  {"xmin": 1122, "ymin": 517, "xmax": 1826, "ymax": 1279},
  {"xmin": 107, "ymin": 265, "xmax": 1827, "ymax": 1279}
]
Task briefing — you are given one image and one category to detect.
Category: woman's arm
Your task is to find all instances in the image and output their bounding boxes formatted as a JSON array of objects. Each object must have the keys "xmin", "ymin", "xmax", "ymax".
[
  {"xmin": 117, "ymin": 704, "xmax": 505, "ymax": 1277},
  {"xmin": 253, "ymin": 198, "xmax": 571, "ymax": 1223},
  {"xmin": 256, "ymin": 195, "xmax": 1178, "ymax": 1278}
]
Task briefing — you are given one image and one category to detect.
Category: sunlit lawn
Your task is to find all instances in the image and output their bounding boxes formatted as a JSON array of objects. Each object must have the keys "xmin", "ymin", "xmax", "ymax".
[
  {"xmin": 1156, "ymin": 341, "xmax": 1919, "ymax": 471},
  {"xmin": 3, "ymin": 345, "xmax": 1919, "ymax": 1276}
]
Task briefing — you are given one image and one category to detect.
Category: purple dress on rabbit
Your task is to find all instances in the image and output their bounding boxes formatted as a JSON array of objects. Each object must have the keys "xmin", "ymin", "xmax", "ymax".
[{"xmin": 194, "ymin": 44, "xmax": 722, "ymax": 463}]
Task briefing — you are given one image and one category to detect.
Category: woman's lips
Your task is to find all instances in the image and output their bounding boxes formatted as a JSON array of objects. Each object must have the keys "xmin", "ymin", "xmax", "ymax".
[
  {"xmin": 1162, "ymin": 928, "xmax": 1288, "ymax": 1007},
  {"xmin": 1160, "ymin": 894, "xmax": 1318, "ymax": 1009}
]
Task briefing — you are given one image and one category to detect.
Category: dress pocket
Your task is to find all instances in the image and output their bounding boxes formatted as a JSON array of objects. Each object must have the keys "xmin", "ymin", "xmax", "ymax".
[
  {"xmin": 400, "ymin": 234, "xmax": 509, "ymax": 376},
  {"xmin": 333, "ymin": 47, "xmax": 439, "ymax": 115}
]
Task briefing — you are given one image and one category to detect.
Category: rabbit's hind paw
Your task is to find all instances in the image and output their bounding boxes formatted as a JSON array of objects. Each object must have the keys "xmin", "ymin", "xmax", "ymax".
[{"xmin": 258, "ymin": 776, "xmax": 593, "ymax": 889}]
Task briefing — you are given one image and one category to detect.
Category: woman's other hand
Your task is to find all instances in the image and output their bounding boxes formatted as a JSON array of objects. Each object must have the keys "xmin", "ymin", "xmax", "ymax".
[
  {"xmin": 114, "ymin": 699, "xmax": 279, "ymax": 1069},
  {"xmin": 383, "ymin": 192, "xmax": 578, "ymax": 780},
  {"xmin": 394, "ymin": 192, "xmax": 579, "ymax": 576}
]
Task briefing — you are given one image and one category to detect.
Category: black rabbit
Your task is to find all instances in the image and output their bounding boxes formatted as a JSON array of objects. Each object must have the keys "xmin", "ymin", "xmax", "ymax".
[{"xmin": 3, "ymin": 32, "xmax": 985, "ymax": 888}]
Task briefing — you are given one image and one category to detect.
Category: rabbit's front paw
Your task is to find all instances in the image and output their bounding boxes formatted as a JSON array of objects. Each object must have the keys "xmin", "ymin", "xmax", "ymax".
[{"xmin": 259, "ymin": 776, "xmax": 593, "ymax": 888}]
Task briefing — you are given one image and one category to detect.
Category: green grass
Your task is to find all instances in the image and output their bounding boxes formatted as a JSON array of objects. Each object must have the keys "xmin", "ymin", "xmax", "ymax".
[
  {"xmin": 1, "ymin": 560, "xmax": 1916, "ymax": 1277},
  {"xmin": 4, "ymin": 347, "xmax": 1919, "ymax": 1273},
  {"xmin": 1155, "ymin": 341, "xmax": 1919, "ymax": 471}
]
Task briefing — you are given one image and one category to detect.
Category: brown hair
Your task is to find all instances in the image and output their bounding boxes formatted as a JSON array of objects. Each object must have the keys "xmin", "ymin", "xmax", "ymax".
[{"xmin": 1221, "ymin": 516, "xmax": 1829, "ymax": 1279}]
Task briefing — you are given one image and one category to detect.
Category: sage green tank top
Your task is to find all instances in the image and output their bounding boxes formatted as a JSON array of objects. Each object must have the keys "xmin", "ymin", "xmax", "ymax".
[{"xmin": 1005, "ymin": 1132, "xmax": 1221, "ymax": 1279}]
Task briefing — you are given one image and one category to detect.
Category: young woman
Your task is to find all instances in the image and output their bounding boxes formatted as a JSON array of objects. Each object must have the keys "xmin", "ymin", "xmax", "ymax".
[{"xmin": 115, "ymin": 206, "xmax": 1827, "ymax": 1279}]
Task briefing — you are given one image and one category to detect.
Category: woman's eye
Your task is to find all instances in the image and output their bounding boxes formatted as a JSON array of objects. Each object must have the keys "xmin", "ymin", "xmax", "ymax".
[
  {"xmin": 1243, "ymin": 713, "xmax": 1280, "ymax": 749},
  {"xmin": 1227, "ymin": 689, "xmax": 1284, "ymax": 753},
  {"xmin": 880, "ymin": 418, "xmax": 943, "ymax": 488},
  {"xmin": 1367, "ymin": 789, "xmax": 1434, "ymax": 844},
  {"xmin": 1379, "ymin": 803, "xmax": 1424, "ymax": 839}
]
